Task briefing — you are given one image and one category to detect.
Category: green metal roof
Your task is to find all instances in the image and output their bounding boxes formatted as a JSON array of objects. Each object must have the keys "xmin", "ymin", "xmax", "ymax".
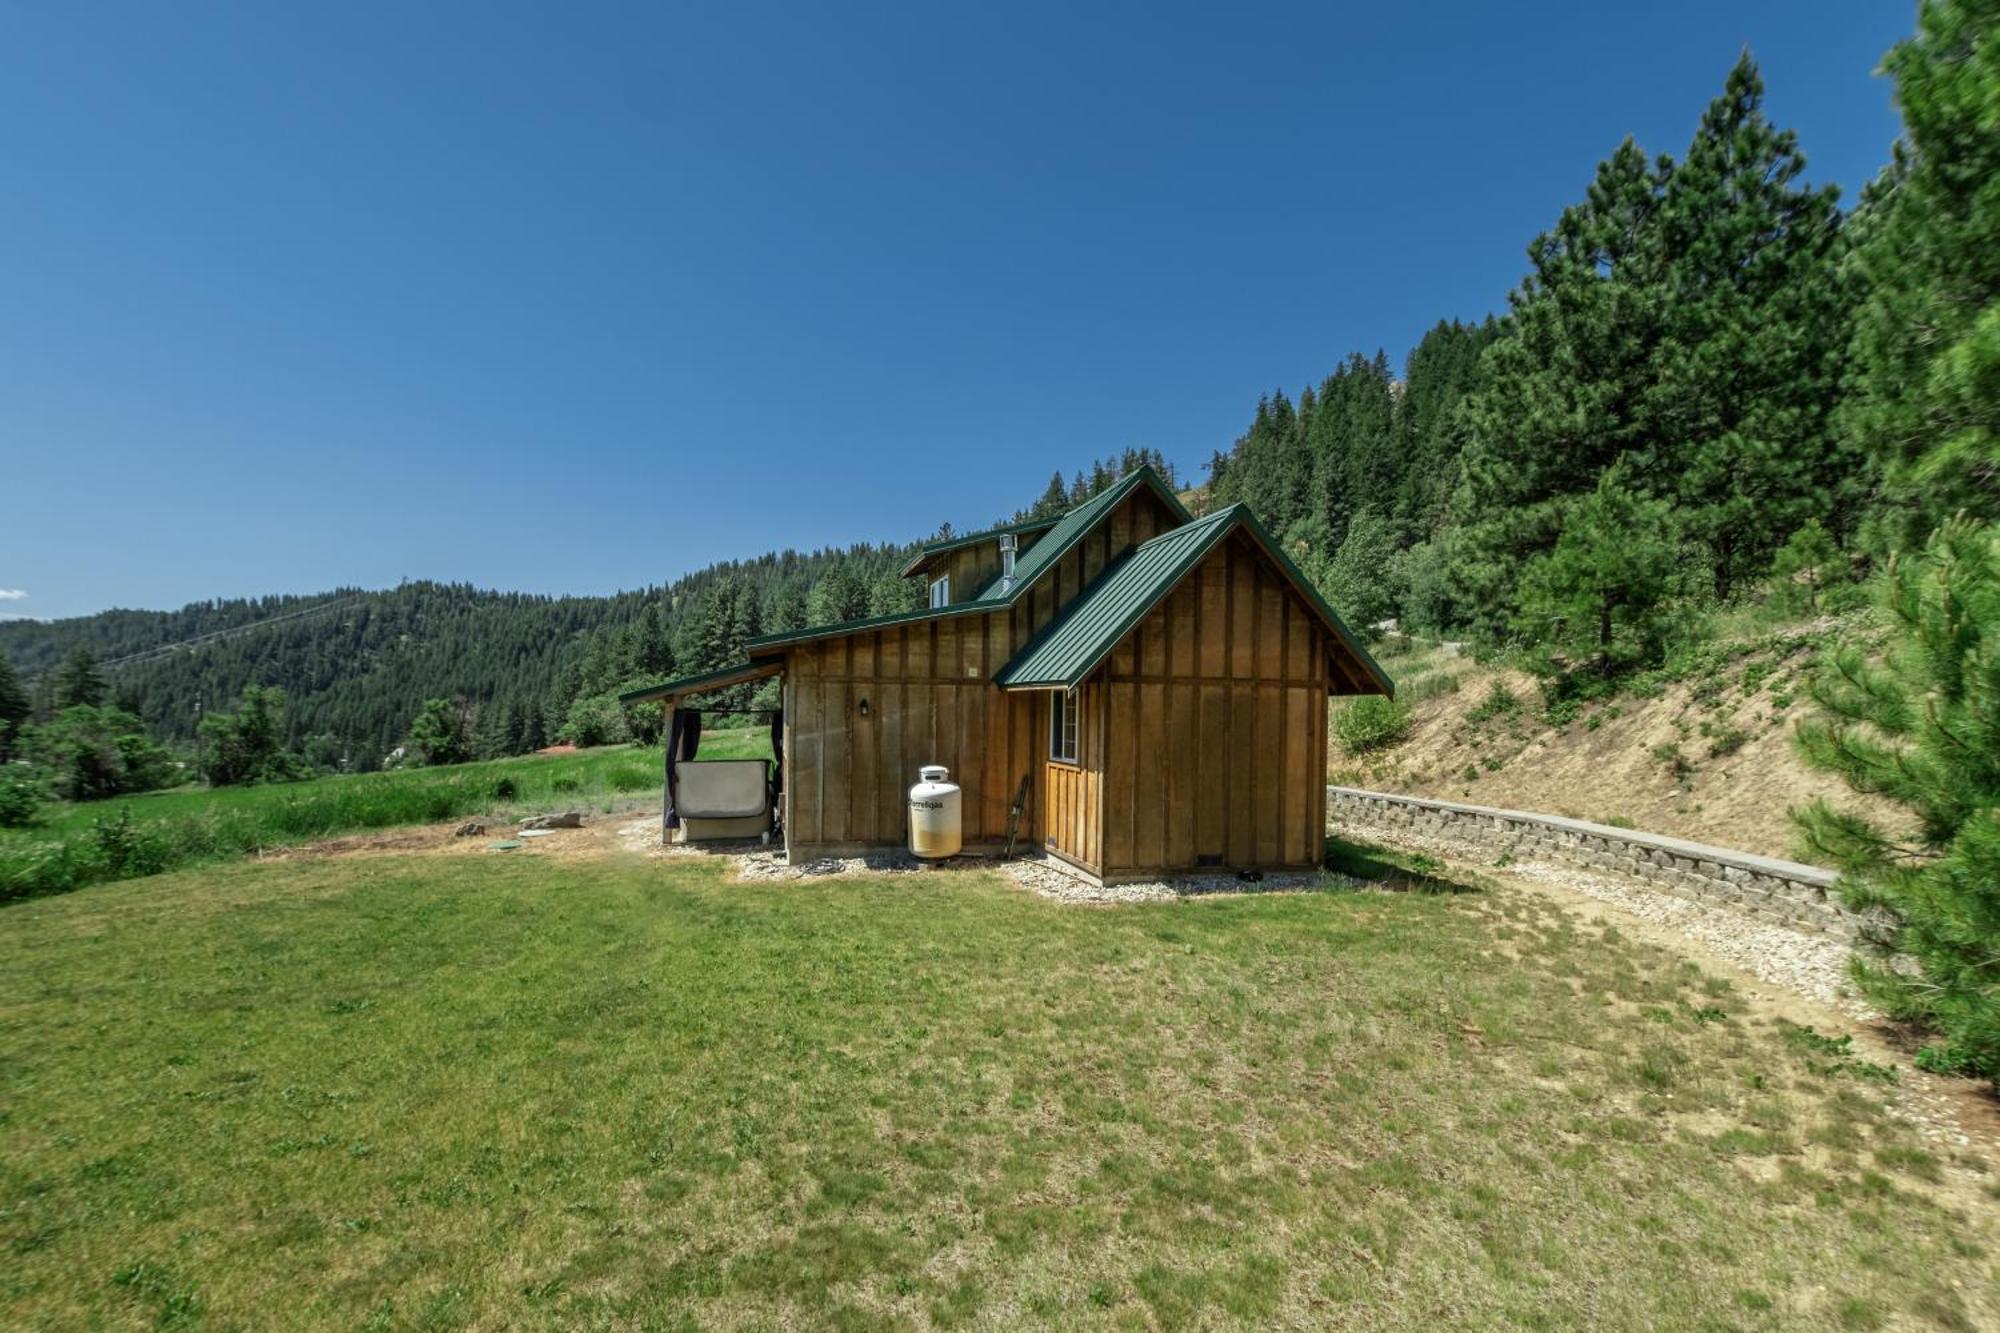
[
  {"xmin": 748, "ymin": 466, "xmax": 1193, "ymax": 651},
  {"xmin": 617, "ymin": 657, "xmax": 784, "ymax": 704},
  {"xmin": 993, "ymin": 503, "xmax": 1395, "ymax": 695},
  {"xmin": 994, "ymin": 506, "xmax": 1239, "ymax": 689},
  {"xmin": 896, "ymin": 515, "xmax": 1062, "ymax": 577},
  {"xmin": 742, "ymin": 601, "xmax": 987, "ymax": 652},
  {"xmin": 967, "ymin": 466, "xmax": 1192, "ymax": 601}
]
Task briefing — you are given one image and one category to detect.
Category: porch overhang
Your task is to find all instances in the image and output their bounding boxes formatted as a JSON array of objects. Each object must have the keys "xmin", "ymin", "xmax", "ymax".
[{"xmin": 618, "ymin": 656, "xmax": 785, "ymax": 706}]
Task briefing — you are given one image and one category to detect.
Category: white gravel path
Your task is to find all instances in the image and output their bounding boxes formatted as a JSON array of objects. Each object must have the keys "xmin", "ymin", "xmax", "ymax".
[
  {"xmin": 1005, "ymin": 855, "xmax": 1359, "ymax": 904},
  {"xmin": 734, "ymin": 847, "xmax": 930, "ymax": 879}
]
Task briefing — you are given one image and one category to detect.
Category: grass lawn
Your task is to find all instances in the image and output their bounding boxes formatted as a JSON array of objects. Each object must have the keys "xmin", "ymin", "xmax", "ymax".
[{"xmin": 2, "ymin": 843, "xmax": 1994, "ymax": 1330}]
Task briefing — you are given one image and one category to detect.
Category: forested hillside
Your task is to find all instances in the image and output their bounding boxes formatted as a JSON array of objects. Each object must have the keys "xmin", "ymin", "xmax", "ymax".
[{"xmin": 0, "ymin": 453, "xmax": 1175, "ymax": 770}]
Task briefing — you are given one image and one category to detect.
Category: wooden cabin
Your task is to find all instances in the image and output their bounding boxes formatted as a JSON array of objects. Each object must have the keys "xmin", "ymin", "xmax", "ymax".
[{"xmin": 622, "ymin": 468, "xmax": 1392, "ymax": 884}]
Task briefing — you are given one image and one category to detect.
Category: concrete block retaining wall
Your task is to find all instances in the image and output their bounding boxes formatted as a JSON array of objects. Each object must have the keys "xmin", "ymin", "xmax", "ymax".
[{"xmin": 1327, "ymin": 786, "xmax": 1871, "ymax": 940}]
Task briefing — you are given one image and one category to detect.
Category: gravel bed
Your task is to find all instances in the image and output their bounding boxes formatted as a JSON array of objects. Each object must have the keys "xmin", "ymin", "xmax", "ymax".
[
  {"xmin": 1508, "ymin": 858, "xmax": 1872, "ymax": 1014},
  {"xmin": 1006, "ymin": 855, "xmax": 1358, "ymax": 904},
  {"xmin": 1345, "ymin": 823, "xmax": 1873, "ymax": 1017},
  {"xmin": 734, "ymin": 848, "xmax": 930, "ymax": 880}
]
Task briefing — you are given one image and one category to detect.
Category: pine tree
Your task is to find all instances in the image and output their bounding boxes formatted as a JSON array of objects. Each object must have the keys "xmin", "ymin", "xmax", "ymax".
[
  {"xmin": 1513, "ymin": 469, "xmax": 1680, "ymax": 673},
  {"xmin": 1317, "ymin": 507, "xmax": 1401, "ymax": 635},
  {"xmin": 1794, "ymin": 520, "xmax": 2000, "ymax": 1079},
  {"xmin": 1794, "ymin": 0, "xmax": 2000, "ymax": 1083},
  {"xmin": 407, "ymin": 697, "xmax": 472, "ymax": 766},
  {"xmin": 1393, "ymin": 319, "xmax": 1496, "ymax": 545},
  {"xmin": 520, "ymin": 704, "xmax": 548, "ymax": 753},
  {"xmin": 1451, "ymin": 53, "xmax": 1851, "ymax": 627},
  {"xmin": 868, "ymin": 574, "xmax": 920, "ymax": 616},
  {"xmin": 806, "ymin": 567, "xmax": 869, "ymax": 625},
  {"xmin": 198, "ymin": 684, "xmax": 295, "ymax": 786},
  {"xmin": 24, "ymin": 705, "xmax": 176, "ymax": 800},
  {"xmin": 1769, "ymin": 520, "xmax": 1847, "ymax": 614},
  {"xmin": 1450, "ymin": 138, "xmax": 1668, "ymax": 639},
  {"xmin": 53, "ymin": 646, "xmax": 108, "ymax": 710},
  {"xmin": 1840, "ymin": 0, "xmax": 2000, "ymax": 546},
  {"xmin": 0, "ymin": 653, "xmax": 28, "ymax": 761},
  {"xmin": 634, "ymin": 602, "xmax": 673, "ymax": 676},
  {"xmin": 1649, "ymin": 53, "xmax": 1853, "ymax": 598},
  {"xmin": 1030, "ymin": 471, "xmax": 1069, "ymax": 519}
]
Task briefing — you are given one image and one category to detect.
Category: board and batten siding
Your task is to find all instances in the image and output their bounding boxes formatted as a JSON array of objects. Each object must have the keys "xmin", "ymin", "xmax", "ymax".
[
  {"xmin": 783, "ymin": 485, "xmax": 1181, "ymax": 860},
  {"xmin": 1038, "ymin": 678, "xmax": 1107, "ymax": 874},
  {"xmin": 1096, "ymin": 529, "xmax": 1334, "ymax": 878}
]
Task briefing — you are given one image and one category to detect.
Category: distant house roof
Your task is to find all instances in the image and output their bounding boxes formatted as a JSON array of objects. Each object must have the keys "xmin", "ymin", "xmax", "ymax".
[
  {"xmin": 993, "ymin": 503, "xmax": 1393, "ymax": 695},
  {"xmin": 897, "ymin": 515, "xmax": 1062, "ymax": 578},
  {"xmin": 746, "ymin": 466, "xmax": 1192, "ymax": 652}
]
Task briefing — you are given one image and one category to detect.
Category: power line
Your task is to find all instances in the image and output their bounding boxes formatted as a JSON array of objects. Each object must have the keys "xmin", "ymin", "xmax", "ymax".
[{"xmin": 97, "ymin": 595, "xmax": 370, "ymax": 671}]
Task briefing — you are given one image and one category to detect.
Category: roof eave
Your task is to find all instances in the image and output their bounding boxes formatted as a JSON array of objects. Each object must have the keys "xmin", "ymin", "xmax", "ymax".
[{"xmin": 617, "ymin": 656, "xmax": 786, "ymax": 704}]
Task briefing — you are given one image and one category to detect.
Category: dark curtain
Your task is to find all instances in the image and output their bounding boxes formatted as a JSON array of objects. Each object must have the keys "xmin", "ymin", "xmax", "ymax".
[
  {"xmin": 769, "ymin": 707, "xmax": 784, "ymax": 804},
  {"xmin": 664, "ymin": 709, "xmax": 702, "ymax": 829}
]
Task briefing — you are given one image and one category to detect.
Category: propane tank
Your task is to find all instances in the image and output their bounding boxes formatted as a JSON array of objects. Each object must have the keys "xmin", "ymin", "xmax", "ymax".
[{"xmin": 908, "ymin": 764, "xmax": 962, "ymax": 860}]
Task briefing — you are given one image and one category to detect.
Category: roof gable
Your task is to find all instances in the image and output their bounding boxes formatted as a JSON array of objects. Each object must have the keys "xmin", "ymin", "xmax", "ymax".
[
  {"xmin": 967, "ymin": 467, "xmax": 1191, "ymax": 602},
  {"xmin": 747, "ymin": 466, "xmax": 1193, "ymax": 651},
  {"xmin": 993, "ymin": 503, "xmax": 1393, "ymax": 695},
  {"xmin": 897, "ymin": 515, "xmax": 1061, "ymax": 579}
]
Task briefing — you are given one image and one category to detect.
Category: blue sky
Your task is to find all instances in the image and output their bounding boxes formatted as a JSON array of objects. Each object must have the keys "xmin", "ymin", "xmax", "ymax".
[{"xmin": 1, "ymin": 2, "xmax": 1910, "ymax": 620}]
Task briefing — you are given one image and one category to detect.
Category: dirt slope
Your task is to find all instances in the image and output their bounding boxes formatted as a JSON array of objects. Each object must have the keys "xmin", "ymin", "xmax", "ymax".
[{"xmin": 1332, "ymin": 636, "xmax": 1910, "ymax": 862}]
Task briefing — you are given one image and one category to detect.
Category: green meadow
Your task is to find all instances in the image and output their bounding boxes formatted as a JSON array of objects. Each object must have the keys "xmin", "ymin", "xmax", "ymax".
[
  {"xmin": 1, "ymin": 841, "xmax": 1992, "ymax": 1330},
  {"xmin": 0, "ymin": 728, "xmax": 772, "ymax": 903}
]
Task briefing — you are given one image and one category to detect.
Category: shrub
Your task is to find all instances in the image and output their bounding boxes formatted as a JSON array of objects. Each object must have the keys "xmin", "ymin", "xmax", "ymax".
[
  {"xmin": 558, "ymin": 693, "xmax": 629, "ymax": 749},
  {"xmin": 1650, "ymin": 742, "xmax": 1696, "ymax": 783},
  {"xmin": 23, "ymin": 706, "xmax": 177, "ymax": 802},
  {"xmin": 1334, "ymin": 696, "xmax": 1412, "ymax": 755},
  {"xmin": 0, "ymin": 770, "xmax": 48, "ymax": 828},
  {"xmin": 1398, "ymin": 670, "xmax": 1462, "ymax": 704},
  {"xmin": 92, "ymin": 810, "xmax": 174, "ymax": 880},
  {"xmin": 1701, "ymin": 720, "xmax": 1753, "ymax": 758},
  {"xmin": 1466, "ymin": 681, "xmax": 1519, "ymax": 724}
]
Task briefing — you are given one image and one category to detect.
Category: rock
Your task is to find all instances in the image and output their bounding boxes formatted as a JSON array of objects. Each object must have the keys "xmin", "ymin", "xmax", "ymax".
[
  {"xmin": 454, "ymin": 819, "xmax": 489, "ymax": 838},
  {"xmin": 518, "ymin": 811, "xmax": 585, "ymax": 831}
]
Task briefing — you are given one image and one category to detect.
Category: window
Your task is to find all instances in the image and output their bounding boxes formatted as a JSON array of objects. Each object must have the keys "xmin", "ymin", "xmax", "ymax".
[
  {"xmin": 1049, "ymin": 689, "xmax": 1079, "ymax": 764},
  {"xmin": 929, "ymin": 574, "xmax": 949, "ymax": 608}
]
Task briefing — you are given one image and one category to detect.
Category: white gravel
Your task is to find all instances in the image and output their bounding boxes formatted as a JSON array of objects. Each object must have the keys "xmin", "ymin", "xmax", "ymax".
[
  {"xmin": 733, "ymin": 847, "xmax": 930, "ymax": 880},
  {"xmin": 616, "ymin": 817, "xmax": 1355, "ymax": 899},
  {"xmin": 1005, "ymin": 855, "xmax": 1360, "ymax": 904}
]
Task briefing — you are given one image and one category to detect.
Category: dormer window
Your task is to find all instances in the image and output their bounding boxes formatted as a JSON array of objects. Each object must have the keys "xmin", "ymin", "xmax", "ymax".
[{"xmin": 929, "ymin": 574, "xmax": 949, "ymax": 608}]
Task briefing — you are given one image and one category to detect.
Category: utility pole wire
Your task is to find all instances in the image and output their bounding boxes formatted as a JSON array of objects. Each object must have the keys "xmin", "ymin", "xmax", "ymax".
[{"xmin": 95, "ymin": 594, "xmax": 369, "ymax": 671}]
